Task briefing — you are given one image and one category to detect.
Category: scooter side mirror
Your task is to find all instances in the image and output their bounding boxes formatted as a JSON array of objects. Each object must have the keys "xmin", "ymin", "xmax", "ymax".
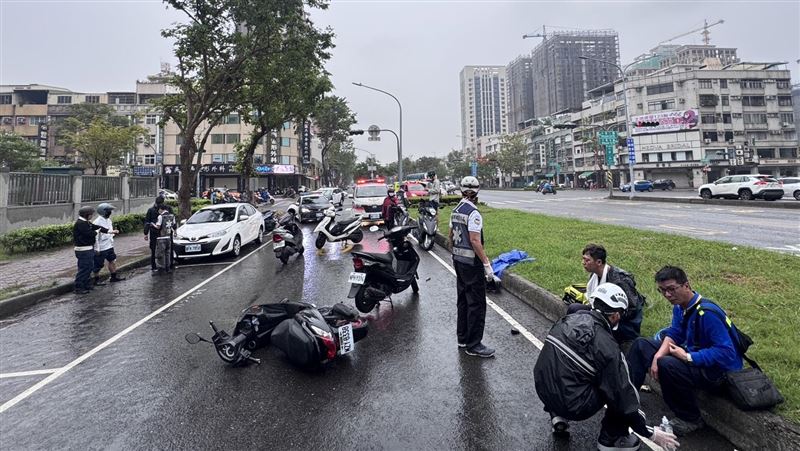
[
  {"xmin": 368, "ymin": 225, "xmax": 379, "ymax": 232},
  {"xmin": 180, "ymin": 219, "xmax": 187, "ymax": 225}
]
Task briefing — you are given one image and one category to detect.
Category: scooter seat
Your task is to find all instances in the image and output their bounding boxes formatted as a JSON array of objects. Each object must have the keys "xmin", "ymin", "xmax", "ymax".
[
  {"xmin": 353, "ymin": 250, "xmax": 393, "ymax": 265},
  {"xmin": 335, "ymin": 216, "xmax": 360, "ymax": 226}
]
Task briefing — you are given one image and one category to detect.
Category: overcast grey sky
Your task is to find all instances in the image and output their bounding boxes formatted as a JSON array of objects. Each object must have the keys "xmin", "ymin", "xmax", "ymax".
[{"xmin": 1, "ymin": 1, "xmax": 798, "ymax": 164}]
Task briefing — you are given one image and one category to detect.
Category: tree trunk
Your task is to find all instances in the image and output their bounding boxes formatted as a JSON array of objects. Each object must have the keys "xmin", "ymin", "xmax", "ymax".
[
  {"xmin": 178, "ymin": 137, "xmax": 198, "ymax": 221},
  {"xmin": 240, "ymin": 129, "xmax": 268, "ymax": 205}
]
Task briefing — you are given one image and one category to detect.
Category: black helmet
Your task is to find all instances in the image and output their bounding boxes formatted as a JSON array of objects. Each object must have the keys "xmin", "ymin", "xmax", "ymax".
[
  {"xmin": 96, "ymin": 203, "xmax": 116, "ymax": 217},
  {"xmin": 78, "ymin": 206, "xmax": 95, "ymax": 218},
  {"xmin": 155, "ymin": 196, "xmax": 165, "ymax": 205}
]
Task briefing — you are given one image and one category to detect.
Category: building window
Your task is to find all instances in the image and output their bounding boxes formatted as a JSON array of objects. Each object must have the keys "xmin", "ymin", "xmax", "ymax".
[
  {"xmin": 28, "ymin": 116, "xmax": 47, "ymax": 125},
  {"xmin": 646, "ymin": 83, "xmax": 674, "ymax": 95},
  {"xmin": 757, "ymin": 148, "xmax": 775, "ymax": 159},
  {"xmin": 176, "ymin": 135, "xmax": 185, "ymax": 145},
  {"xmin": 227, "ymin": 153, "xmax": 237, "ymax": 163},
  {"xmin": 699, "ymin": 95, "xmax": 718, "ymax": 107},
  {"xmin": 722, "ymin": 114, "xmax": 732, "ymax": 124},
  {"xmin": 85, "ymin": 95, "xmax": 100, "ymax": 104},
  {"xmin": 785, "ymin": 131, "xmax": 797, "ymax": 140},
  {"xmin": 281, "ymin": 137, "xmax": 291, "ymax": 147},
  {"xmin": 743, "ymin": 113, "xmax": 767, "ymax": 124},
  {"xmin": 747, "ymin": 132, "xmax": 768, "ymax": 141},
  {"xmin": 776, "ymin": 80, "xmax": 791, "ymax": 89},
  {"xmin": 225, "ymin": 134, "xmax": 240, "ymax": 144},
  {"xmin": 724, "ymin": 131, "xmax": 734, "ymax": 142},
  {"xmin": 0, "ymin": 94, "xmax": 11, "ymax": 104},
  {"xmin": 280, "ymin": 156, "xmax": 290, "ymax": 165},
  {"xmin": 685, "ymin": 151, "xmax": 694, "ymax": 160},
  {"xmin": 778, "ymin": 96, "xmax": 793, "ymax": 106},
  {"xmin": 780, "ymin": 113, "xmax": 795, "ymax": 124},
  {"xmin": 147, "ymin": 134, "xmax": 156, "ymax": 146},
  {"xmin": 699, "ymin": 79, "xmax": 712, "ymax": 89},
  {"xmin": 720, "ymin": 95, "xmax": 729, "ymax": 106},
  {"xmin": 109, "ymin": 94, "xmax": 135, "ymax": 104},
  {"xmin": 657, "ymin": 153, "xmax": 664, "ymax": 162},
  {"xmin": 779, "ymin": 148, "xmax": 797, "ymax": 158},
  {"xmin": 254, "ymin": 154, "xmax": 264, "ymax": 164},
  {"xmin": 703, "ymin": 131, "xmax": 719, "ymax": 142},
  {"xmin": 741, "ymin": 96, "xmax": 765, "ymax": 106},
  {"xmin": 145, "ymin": 115, "xmax": 157, "ymax": 125},
  {"xmin": 224, "ymin": 114, "xmax": 240, "ymax": 125},
  {"xmin": 642, "ymin": 153, "xmax": 650, "ymax": 163},
  {"xmin": 144, "ymin": 154, "xmax": 156, "ymax": 165},
  {"xmin": 211, "ymin": 134, "xmax": 224, "ymax": 144},
  {"xmin": 701, "ymin": 114, "xmax": 716, "ymax": 124},
  {"xmin": 648, "ymin": 99, "xmax": 675, "ymax": 111},
  {"xmin": 212, "ymin": 154, "xmax": 224, "ymax": 163},
  {"xmin": 283, "ymin": 121, "xmax": 292, "ymax": 130},
  {"xmin": 740, "ymin": 80, "xmax": 763, "ymax": 89},
  {"xmin": 719, "ymin": 79, "xmax": 728, "ymax": 88},
  {"xmin": 57, "ymin": 95, "xmax": 72, "ymax": 104}
]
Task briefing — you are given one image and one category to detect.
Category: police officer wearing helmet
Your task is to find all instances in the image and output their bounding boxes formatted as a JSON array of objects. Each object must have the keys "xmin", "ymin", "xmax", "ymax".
[
  {"xmin": 73, "ymin": 206, "xmax": 109, "ymax": 294},
  {"xmin": 534, "ymin": 283, "xmax": 679, "ymax": 451},
  {"xmin": 92, "ymin": 203, "xmax": 124, "ymax": 286},
  {"xmin": 450, "ymin": 176, "xmax": 494, "ymax": 358}
]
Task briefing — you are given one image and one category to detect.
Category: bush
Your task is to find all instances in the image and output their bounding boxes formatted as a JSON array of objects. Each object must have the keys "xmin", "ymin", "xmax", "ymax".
[
  {"xmin": 406, "ymin": 195, "xmax": 463, "ymax": 206},
  {"xmin": 164, "ymin": 198, "xmax": 211, "ymax": 209},
  {"xmin": 0, "ymin": 212, "xmax": 146, "ymax": 254}
]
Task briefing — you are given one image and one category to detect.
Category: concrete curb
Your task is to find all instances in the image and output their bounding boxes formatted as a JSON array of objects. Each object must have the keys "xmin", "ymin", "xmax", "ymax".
[
  {"xmin": 433, "ymin": 229, "xmax": 800, "ymax": 449},
  {"xmin": 0, "ymin": 254, "xmax": 151, "ymax": 319},
  {"xmin": 608, "ymin": 194, "xmax": 800, "ymax": 209}
]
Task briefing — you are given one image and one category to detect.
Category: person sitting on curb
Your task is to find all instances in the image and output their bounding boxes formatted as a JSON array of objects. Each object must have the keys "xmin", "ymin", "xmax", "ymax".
[
  {"xmin": 91, "ymin": 203, "xmax": 124, "ymax": 287},
  {"xmin": 73, "ymin": 206, "xmax": 109, "ymax": 295},
  {"xmin": 534, "ymin": 283, "xmax": 679, "ymax": 451},
  {"xmin": 626, "ymin": 265, "xmax": 743, "ymax": 436},
  {"xmin": 568, "ymin": 243, "xmax": 644, "ymax": 349}
]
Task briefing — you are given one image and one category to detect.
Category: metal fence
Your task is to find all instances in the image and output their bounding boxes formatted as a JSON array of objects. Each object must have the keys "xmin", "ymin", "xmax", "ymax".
[
  {"xmin": 8, "ymin": 173, "xmax": 72, "ymax": 206},
  {"xmin": 82, "ymin": 176, "xmax": 121, "ymax": 202},
  {"xmin": 129, "ymin": 177, "xmax": 157, "ymax": 198}
]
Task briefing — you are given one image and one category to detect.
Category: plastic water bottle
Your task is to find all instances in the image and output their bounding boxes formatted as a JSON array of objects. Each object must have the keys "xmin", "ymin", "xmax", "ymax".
[{"xmin": 660, "ymin": 416, "xmax": 673, "ymax": 435}]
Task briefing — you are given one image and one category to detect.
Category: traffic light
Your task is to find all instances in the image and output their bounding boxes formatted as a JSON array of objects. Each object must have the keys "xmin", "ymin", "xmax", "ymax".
[
  {"xmin": 348, "ymin": 129, "xmax": 365, "ymax": 135},
  {"xmin": 636, "ymin": 121, "xmax": 660, "ymax": 127}
]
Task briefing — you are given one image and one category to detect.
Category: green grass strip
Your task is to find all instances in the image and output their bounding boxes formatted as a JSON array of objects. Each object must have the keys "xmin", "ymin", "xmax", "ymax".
[{"xmin": 436, "ymin": 204, "xmax": 800, "ymax": 423}]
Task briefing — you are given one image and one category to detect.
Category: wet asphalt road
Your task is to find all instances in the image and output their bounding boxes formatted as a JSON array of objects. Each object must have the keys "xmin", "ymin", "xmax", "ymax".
[
  {"xmin": 0, "ymin": 215, "xmax": 734, "ymax": 450},
  {"xmin": 480, "ymin": 189, "xmax": 800, "ymax": 256}
]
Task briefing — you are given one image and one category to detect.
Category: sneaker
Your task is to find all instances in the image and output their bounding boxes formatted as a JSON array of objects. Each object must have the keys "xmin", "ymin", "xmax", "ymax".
[
  {"xmin": 110, "ymin": 274, "xmax": 126, "ymax": 283},
  {"xmin": 551, "ymin": 416, "xmax": 570, "ymax": 435},
  {"xmin": 465, "ymin": 343, "xmax": 495, "ymax": 358},
  {"xmin": 671, "ymin": 417, "xmax": 705, "ymax": 436},
  {"xmin": 74, "ymin": 288, "xmax": 90, "ymax": 295},
  {"xmin": 458, "ymin": 342, "xmax": 466, "ymax": 348},
  {"xmin": 93, "ymin": 276, "xmax": 106, "ymax": 286},
  {"xmin": 597, "ymin": 433, "xmax": 641, "ymax": 451}
]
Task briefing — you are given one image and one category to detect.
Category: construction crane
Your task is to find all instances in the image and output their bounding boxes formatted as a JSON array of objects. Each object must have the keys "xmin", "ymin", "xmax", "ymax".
[
  {"xmin": 522, "ymin": 25, "xmax": 550, "ymax": 40},
  {"xmin": 658, "ymin": 19, "xmax": 724, "ymax": 46}
]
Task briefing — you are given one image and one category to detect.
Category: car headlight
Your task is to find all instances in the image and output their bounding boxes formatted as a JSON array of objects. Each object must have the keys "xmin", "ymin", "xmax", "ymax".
[
  {"xmin": 301, "ymin": 207, "xmax": 310, "ymax": 213},
  {"xmin": 207, "ymin": 229, "xmax": 228, "ymax": 238}
]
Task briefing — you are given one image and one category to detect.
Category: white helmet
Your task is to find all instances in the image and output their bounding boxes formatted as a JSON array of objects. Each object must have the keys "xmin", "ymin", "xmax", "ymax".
[
  {"xmin": 460, "ymin": 176, "xmax": 480, "ymax": 195},
  {"xmin": 590, "ymin": 283, "xmax": 629, "ymax": 313}
]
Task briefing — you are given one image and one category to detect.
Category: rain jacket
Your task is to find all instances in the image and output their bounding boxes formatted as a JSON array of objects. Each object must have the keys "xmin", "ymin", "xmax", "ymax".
[{"xmin": 534, "ymin": 310, "xmax": 653, "ymax": 438}]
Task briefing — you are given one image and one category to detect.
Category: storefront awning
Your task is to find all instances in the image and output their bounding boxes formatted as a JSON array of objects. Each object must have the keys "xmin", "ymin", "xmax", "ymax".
[
  {"xmin": 544, "ymin": 172, "xmax": 555, "ymax": 177},
  {"xmin": 579, "ymin": 171, "xmax": 595, "ymax": 179}
]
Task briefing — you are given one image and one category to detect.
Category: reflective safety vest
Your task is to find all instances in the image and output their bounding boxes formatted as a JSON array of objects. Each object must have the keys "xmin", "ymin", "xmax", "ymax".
[{"xmin": 450, "ymin": 199, "xmax": 483, "ymax": 266}]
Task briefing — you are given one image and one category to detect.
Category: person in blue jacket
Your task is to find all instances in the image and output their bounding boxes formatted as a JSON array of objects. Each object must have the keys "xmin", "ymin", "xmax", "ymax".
[{"xmin": 626, "ymin": 265, "xmax": 742, "ymax": 436}]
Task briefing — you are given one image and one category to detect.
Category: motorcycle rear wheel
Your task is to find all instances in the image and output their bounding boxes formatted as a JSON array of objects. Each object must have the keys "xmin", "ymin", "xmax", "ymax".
[
  {"xmin": 420, "ymin": 233, "xmax": 434, "ymax": 251},
  {"xmin": 354, "ymin": 285, "xmax": 377, "ymax": 313},
  {"xmin": 350, "ymin": 229, "xmax": 364, "ymax": 243},
  {"xmin": 279, "ymin": 248, "xmax": 290, "ymax": 265},
  {"xmin": 315, "ymin": 233, "xmax": 327, "ymax": 249}
]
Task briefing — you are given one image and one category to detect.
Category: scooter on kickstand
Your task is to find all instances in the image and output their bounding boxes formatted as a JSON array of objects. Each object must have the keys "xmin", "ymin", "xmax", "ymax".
[
  {"xmin": 314, "ymin": 206, "xmax": 364, "ymax": 249},
  {"xmin": 272, "ymin": 213, "xmax": 304, "ymax": 264},
  {"xmin": 412, "ymin": 200, "xmax": 438, "ymax": 251},
  {"xmin": 347, "ymin": 225, "xmax": 420, "ymax": 313}
]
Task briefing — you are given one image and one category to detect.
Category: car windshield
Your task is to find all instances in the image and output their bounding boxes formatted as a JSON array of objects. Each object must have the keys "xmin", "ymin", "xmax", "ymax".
[
  {"xmin": 301, "ymin": 196, "xmax": 328, "ymax": 205},
  {"xmin": 406, "ymin": 183, "xmax": 425, "ymax": 191},
  {"xmin": 356, "ymin": 185, "xmax": 387, "ymax": 197},
  {"xmin": 187, "ymin": 208, "xmax": 236, "ymax": 223}
]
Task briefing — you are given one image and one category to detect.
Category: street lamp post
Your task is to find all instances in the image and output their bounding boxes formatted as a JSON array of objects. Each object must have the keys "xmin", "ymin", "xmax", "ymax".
[
  {"xmin": 579, "ymin": 55, "xmax": 655, "ymax": 199},
  {"xmin": 352, "ymin": 82, "xmax": 403, "ymax": 182},
  {"xmin": 355, "ymin": 147, "xmax": 377, "ymax": 179}
]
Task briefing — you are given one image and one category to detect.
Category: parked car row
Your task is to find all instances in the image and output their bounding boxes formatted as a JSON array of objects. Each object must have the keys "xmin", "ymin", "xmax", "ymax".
[{"xmin": 698, "ymin": 174, "xmax": 786, "ymax": 201}]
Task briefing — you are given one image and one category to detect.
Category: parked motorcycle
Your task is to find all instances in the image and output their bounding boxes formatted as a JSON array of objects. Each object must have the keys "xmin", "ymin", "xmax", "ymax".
[
  {"xmin": 347, "ymin": 225, "xmax": 420, "ymax": 313},
  {"xmin": 273, "ymin": 213, "xmax": 304, "ymax": 264},
  {"xmin": 412, "ymin": 201, "xmax": 438, "ymax": 251},
  {"xmin": 391, "ymin": 204, "xmax": 410, "ymax": 228},
  {"xmin": 314, "ymin": 206, "xmax": 364, "ymax": 249},
  {"xmin": 185, "ymin": 299, "xmax": 368, "ymax": 368},
  {"xmin": 262, "ymin": 210, "xmax": 277, "ymax": 233}
]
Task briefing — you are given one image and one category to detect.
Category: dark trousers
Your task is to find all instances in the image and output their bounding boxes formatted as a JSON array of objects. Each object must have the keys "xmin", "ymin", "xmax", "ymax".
[
  {"xmin": 149, "ymin": 235, "xmax": 158, "ymax": 270},
  {"xmin": 455, "ymin": 260, "xmax": 487, "ymax": 349},
  {"xmin": 627, "ymin": 337, "xmax": 725, "ymax": 422},
  {"xmin": 75, "ymin": 250, "xmax": 95, "ymax": 290}
]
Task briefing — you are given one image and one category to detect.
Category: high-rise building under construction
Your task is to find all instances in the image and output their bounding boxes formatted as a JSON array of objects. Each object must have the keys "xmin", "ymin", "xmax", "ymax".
[{"xmin": 531, "ymin": 29, "xmax": 620, "ymax": 117}]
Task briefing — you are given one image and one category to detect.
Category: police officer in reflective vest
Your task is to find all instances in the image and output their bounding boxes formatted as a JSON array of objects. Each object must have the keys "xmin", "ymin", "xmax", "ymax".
[{"xmin": 450, "ymin": 176, "xmax": 495, "ymax": 358}]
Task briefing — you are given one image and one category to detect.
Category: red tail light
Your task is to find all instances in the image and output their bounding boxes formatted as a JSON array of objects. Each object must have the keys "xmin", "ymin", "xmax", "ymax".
[
  {"xmin": 272, "ymin": 234, "xmax": 283, "ymax": 242},
  {"xmin": 754, "ymin": 181, "xmax": 767, "ymax": 186},
  {"xmin": 353, "ymin": 257, "xmax": 364, "ymax": 270},
  {"xmin": 321, "ymin": 335, "xmax": 337, "ymax": 360}
]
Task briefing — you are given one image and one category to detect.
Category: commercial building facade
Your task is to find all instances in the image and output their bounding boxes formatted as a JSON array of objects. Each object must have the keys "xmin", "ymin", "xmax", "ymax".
[{"xmin": 459, "ymin": 66, "xmax": 508, "ymax": 156}]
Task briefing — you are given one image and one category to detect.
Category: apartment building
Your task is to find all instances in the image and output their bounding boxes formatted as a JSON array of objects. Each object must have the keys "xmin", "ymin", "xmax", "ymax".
[
  {"xmin": 506, "ymin": 56, "xmax": 535, "ymax": 132},
  {"xmin": 459, "ymin": 66, "xmax": 508, "ymax": 156}
]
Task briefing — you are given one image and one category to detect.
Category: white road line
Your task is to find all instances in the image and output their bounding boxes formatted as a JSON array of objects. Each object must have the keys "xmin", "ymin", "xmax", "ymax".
[
  {"xmin": 0, "ymin": 368, "xmax": 62, "ymax": 379},
  {"xmin": 0, "ymin": 241, "xmax": 273, "ymax": 414}
]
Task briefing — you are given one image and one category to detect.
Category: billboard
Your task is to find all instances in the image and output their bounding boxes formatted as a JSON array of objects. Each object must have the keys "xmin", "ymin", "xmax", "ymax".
[
  {"xmin": 255, "ymin": 164, "xmax": 295, "ymax": 175},
  {"xmin": 631, "ymin": 109, "xmax": 699, "ymax": 135}
]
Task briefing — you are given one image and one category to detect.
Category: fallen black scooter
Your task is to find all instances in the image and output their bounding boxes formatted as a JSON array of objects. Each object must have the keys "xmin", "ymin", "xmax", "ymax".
[
  {"xmin": 347, "ymin": 225, "xmax": 420, "ymax": 313},
  {"xmin": 273, "ymin": 213, "xmax": 304, "ymax": 264},
  {"xmin": 185, "ymin": 299, "xmax": 368, "ymax": 368}
]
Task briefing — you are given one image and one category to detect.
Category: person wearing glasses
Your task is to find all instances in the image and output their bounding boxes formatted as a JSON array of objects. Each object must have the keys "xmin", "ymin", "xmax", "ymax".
[{"xmin": 626, "ymin": 266, "xmax": 743, "ymax": 436}]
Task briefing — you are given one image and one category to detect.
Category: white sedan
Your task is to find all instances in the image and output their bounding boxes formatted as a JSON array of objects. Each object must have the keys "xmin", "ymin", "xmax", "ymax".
[
  {"xmin": 174, "ymin": 203, "xmax": 265, "ymax": 260},
  {"xmin": 778, "ymin": 177, "xmax": 800, "ymax": 200}
]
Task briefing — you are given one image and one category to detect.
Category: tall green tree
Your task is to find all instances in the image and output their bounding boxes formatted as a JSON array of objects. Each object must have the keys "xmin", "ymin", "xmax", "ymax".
[
  {"xmin": 497, "ymin": 133, "xmax": 528, "ymax": 185},
  {"xmin": 326, "ymin": 141, "xmax": 357, "ymax": 187},
  {"xmin": 60, "ymin": 119, "xmax": 147, "ymax": 175},
  {"xmin": 311, "ymin": 95, "xmax": 356, "ymax": 186},
  {"xmin": 0, "ymin": 132, "xmax": 42, "ymax": 171}
]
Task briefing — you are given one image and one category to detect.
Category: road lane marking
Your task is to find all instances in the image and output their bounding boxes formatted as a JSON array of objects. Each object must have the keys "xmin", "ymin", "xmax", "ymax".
[
  {"xmin": 0, "ymin": 241, "xmax": 273, "ymax": 414},
  {"xmin": 654, "ymin": 224, "xmax": 726, "ymax": 236},
  {"xmin": 0, "ymin": 368, "xmax": 62, "ymax": 379}
]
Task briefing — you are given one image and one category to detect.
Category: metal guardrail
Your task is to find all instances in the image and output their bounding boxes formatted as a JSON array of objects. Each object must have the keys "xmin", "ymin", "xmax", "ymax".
[
  {"xmin": 129, "ymin": 177, "xmax": 156, "ymax": 198},
  {"xmin": 82, "ymin": 176, "xmax": 121, "ymax": 202},
  {"xmin": 8, "ymin": 173, "xmax": 72, "ymax": 206}
]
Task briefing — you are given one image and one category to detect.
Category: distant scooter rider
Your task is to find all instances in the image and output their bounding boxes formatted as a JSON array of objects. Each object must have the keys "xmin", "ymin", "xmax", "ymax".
[{"xmin": 382, "ymin": 188, "xmax": 400, "ymax": 230}]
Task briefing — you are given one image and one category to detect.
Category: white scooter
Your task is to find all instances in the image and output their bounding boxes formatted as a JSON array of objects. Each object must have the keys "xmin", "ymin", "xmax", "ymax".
[{"xmin": 313, "ymin": 206, "xmax": 364, "ymax": 249}]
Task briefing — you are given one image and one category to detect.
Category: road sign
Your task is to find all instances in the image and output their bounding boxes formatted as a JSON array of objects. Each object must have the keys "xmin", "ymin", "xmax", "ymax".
[
  {"xmin": 605, "ymin": 144, "xmax": 615, "ymax": 166},
  {"xmin": 627, "ymin": 138, "xmax": 636, "ymax": 164},
  {"xmin": 470, "ymin": 161, "xmax": 478, "ymax": 177},
  {"xmin": 598, "ymin": 131, "xmax": 617, "ymax": 145}
]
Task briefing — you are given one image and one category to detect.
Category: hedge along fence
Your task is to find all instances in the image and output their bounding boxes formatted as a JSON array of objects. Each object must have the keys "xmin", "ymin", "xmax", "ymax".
[
  {"xmin": 0, "ymin": 201, "xmax": 210, "ymax": 254},
  {"xmin": 406, "ymin": 195, "xmax": 463, "ymax": 207}
]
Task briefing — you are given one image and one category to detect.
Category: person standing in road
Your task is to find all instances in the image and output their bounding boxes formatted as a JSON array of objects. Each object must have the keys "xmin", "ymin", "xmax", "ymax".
[
  {"xmin": 152, "ymin": 204, "xmax": 176, "ymax": 272},
  {"xmin": 73, "ymin": 206, "xmax": 109, "ymax": 295},
  {"xmin": 91, "ymin": 203, "xmax": 124, "ymax": 286},
  {"xmin": 144, "ymin": 196, "xmax": 165, "ymax": 273},
  {"xmin": 627, "ymin": 266, "xmax": 742, "ymax": 436},
  {"xmin": 534, "ymin": 283, "xmax": 680, "ymax": 451},
  {"xmin": 426, "ymin": 171, "xmax": 441, "ymax": 210},
  {"xmin": 450, "ymin": 176, "xmax": 495, "ymax": 358},
  {"xmin": 381, "ymin": 188, "xmax": 399, "ymax": 230}
]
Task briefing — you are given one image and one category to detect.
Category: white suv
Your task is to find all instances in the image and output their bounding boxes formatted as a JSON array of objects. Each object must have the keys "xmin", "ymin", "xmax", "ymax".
[
  {"xmin": 778, "ymin": 177, "xmax": 800, "ymax": 201},
  {"xmin": 698, "ymin": 174, "xmax": 784, "ymax": 201},
  {"xmin": 317, "ymin": 187, "xmax": 345, "ymax": 206}
]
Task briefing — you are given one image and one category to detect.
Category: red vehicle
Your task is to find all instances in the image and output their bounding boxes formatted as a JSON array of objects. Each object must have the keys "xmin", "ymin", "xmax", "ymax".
[{"xmin": 400, "ymin": 181, "xmax": 429, "ymax": 198}]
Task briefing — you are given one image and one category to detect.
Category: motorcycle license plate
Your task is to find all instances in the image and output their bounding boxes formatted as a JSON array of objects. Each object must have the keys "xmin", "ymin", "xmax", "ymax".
[
  {"xmin": 338, "ymin": 323, "xmax": 355, "ymax": 355},
  {"xmin": 369, "ymin": 213, "xmax": 380, "ymax": 219},
  {"xmin": 185, "ymin": 244, "xmax": 201, "ymax": 252},
  {"xmin": 274, "ymin": 240, "xmax": 285, "ymax": 249},
  {"xmin": 348, "ymin": 272, "xmax": 366, "ymax": 285}
]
